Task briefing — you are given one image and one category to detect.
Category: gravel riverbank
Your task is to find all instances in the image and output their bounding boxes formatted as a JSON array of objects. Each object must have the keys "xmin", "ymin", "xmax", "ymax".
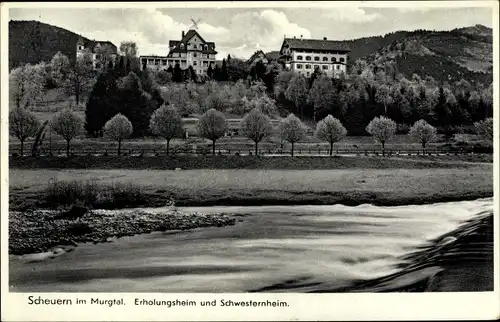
[{"xmin": 9, "ymin": 208, "xmax": 236, "ymax": 255}]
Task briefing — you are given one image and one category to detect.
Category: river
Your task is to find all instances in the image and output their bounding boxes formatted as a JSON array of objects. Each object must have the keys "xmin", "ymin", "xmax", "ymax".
[{"xmin": 9, "ymin": 198, "xmax": 493, "ymax": 292}]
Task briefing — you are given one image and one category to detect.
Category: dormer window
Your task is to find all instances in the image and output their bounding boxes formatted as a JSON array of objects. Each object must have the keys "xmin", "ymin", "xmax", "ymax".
[
  {"xmin": 204, "ymin": 45, "xmax": 208, "ymax": 51},
  {"xmin": 78, "ymin": 45, "xmax": 84, "ymax": 50},
  {"xmin": 180, "ymin": 43, "xmax": 185, "ymax": 49}
]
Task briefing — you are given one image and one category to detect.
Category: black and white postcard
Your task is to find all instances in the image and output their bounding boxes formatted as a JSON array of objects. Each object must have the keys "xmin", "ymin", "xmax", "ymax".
[{"xmin": 1, "ymin": 1, "xmax": 498, "ymax": 321}]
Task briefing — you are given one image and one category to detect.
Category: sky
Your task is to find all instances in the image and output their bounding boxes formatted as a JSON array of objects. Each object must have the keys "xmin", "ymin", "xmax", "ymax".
[{"xmin": 9, "ymin": 4, "xmax": 494, "ymax": 60}]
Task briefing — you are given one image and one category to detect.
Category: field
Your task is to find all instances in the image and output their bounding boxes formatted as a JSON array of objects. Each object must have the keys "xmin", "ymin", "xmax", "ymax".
[{"xmin": 9, "ymin": 159, "xmax": 493, "ymax": 210}]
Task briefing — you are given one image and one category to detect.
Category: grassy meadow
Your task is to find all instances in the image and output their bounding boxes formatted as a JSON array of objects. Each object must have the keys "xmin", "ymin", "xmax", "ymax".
[{"xmin": 9, "ymin": 159, "xmax": 493, "ymax": 210}]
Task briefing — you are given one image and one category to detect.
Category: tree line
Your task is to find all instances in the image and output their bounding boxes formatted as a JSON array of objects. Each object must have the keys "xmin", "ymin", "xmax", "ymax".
[{"xmin": 10, "ymin": 103, "xmax": 493, "ymax": 157}]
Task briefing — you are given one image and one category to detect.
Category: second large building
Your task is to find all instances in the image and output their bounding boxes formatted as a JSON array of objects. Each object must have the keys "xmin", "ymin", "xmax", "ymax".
[{"xmin": 278, "ymin": 36, "xmax": 350, "ymax": 78}]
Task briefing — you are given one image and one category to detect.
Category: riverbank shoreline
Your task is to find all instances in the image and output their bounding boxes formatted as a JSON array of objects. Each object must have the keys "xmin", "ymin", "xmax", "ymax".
[{"xmin": 9, "ymin": 208, "xmax": 236, "ymax": 255}]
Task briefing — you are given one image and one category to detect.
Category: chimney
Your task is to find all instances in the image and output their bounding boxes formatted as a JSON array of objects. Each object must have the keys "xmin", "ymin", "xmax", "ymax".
[
  {"xmin": 293, "ymin": 36, "xmax": 296, "ymax": 39},
  {"xmin": 300, "ymin": 35, "xmax": 303, "ymax": 41},
  {"xmin": 323, "ymin": 37, "xmax": 327, "ymax": 40},
  {"xmin": 182, "ymin": 31, "xmax": 185, "ymax": 38}
]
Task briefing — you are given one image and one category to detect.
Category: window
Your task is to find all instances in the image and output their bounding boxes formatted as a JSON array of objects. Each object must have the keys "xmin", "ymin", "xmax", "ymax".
[
  {"xmin": 306, "ymin": 72, "xmax": 310, "ymax": 77},
  {"xmin": 323, "ymin": 57, "xmax": 328, "ymax": 61},
  {"xmin": 180, "ymin": 44, "xmax": 185, "ymax": 49},
  {"xmin": 193, "ymin": 61, "xmax": 198, "ymax": 66},
  {"xmin": 203, "ymin": 61, "xmax": 208, "ymax": 67},
  {"xmin": 331, "ymin": 57, "xmax": 337, "ymax": 62},
  {"xmin": 314, "ymin": 56, "xmax": 320, "ymax": 61},
  {"xmin": 204, "ymin": 45, "xmax": 208, "ymax": 50},
  {"xmin": 306, "ymin": 56, "xmax": 311, "ymax": 61},
  {"xmin": 340, "ymin": 57, "xmax": 345, "ymax": 63},
  {"xmin": 206, "ymin": 54, "xmax": 210, "ymax": 59},
  {"xmin": 322, "ymin": 65, "xmax": 328, "ymax": 70},
  {"xmin": 194, "ymin": 53, "xmax": 197, "ymax": 58},
  {"xmin": 193, "ymin": 44, "xmax": 197, "ymax": 49},
  {"xmin": 336, "ymin": 65, "xmax": 340, "ymax": 70},
  {"xmin": 305, "ymin": 64, "xmax": 311, "ymax": 69},
  {"xmin": 78, "ymin": 45, "xmax": 84, "ymax": 50},
  {"xmin": 314, "ymin": 65, "xmax": 319, "ymax": 70},
  {"xmin": 162, "ymin": 60, "xmax": 167, "ymax": 65},
  {"xmin": 155, "ymin": 60, "xmax": 160, "ymax": 65},
  {"xmin": 296, "ymin": 64, "xmax": 303, "ymax": 69},
  {"xmin": 297, "ymin": 55, "xmax": 303, "ymax": 60}
]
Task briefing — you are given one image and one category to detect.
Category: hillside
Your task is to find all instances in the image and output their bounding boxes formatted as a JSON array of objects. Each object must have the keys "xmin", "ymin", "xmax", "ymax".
[
  {"xmin": 8, "ymin": 20, "xmax": 91, "ymax": 70},
  {"xmin": 346, "ymin": 25, "xmax": 493, "ymax": 84}
]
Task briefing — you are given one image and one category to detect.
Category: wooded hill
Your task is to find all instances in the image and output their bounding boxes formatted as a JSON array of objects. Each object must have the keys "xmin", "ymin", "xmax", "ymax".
[{"xmin": 9, "ymin": 20, "xmax": 92, "ymax": 70}]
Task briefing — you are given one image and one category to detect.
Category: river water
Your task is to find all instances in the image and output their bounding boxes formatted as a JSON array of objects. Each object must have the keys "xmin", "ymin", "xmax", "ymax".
[{"xmin": 9, "ymin": 198, "xmax": 493, "ymax": 292}]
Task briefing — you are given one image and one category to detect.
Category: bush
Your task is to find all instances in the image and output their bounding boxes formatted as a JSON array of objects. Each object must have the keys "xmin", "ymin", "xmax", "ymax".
[{"xmin": 44, "ymin": 179, "xmax": 147, "ymax": 209}]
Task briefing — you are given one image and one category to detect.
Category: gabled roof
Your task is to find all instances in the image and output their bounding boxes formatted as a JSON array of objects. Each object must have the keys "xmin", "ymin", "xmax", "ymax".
[
  {"xmin": 281, "ymin": 38, "xmax": 351, "ymax": 53},
  {"xmin": 265, "ymin": 51, "xmax": 281, "ymax": 61},
  {"xmin": 247, "ymin": 50, "xmax": 268, "ymax": 64},
  {"xmin": 77, "ymin": 37, "xmax": 118, "ymax": 53},
  {"xmin": 167, "ymin": 29, "xmax": 217, "ymax": 55}
]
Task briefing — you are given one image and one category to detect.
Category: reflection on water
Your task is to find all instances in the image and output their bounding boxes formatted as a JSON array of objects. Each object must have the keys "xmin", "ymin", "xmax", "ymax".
[{"xmin": 9, "ymin": 198, "xmax": 493, "ymax": 292}]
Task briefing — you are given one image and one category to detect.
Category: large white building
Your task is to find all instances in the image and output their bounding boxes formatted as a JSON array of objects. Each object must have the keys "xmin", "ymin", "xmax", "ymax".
[
  {"xmin": 140, "ymin": 29, "xmax": 217, "ymax": 75},
  {"xmin": 278, "ymin": 36, "xmax": 350, "ymax": 78}
]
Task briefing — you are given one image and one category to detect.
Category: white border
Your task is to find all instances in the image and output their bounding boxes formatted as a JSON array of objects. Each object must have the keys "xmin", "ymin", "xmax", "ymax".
[{"xmin": 1, "ymin": 1, "xmax": 499, "ymax": 321}]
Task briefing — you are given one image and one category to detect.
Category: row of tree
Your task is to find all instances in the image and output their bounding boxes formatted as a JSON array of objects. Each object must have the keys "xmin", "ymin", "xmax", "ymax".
[{"xmin": 10, "ymin": 104, "xmax": 494, "ymax": 157}]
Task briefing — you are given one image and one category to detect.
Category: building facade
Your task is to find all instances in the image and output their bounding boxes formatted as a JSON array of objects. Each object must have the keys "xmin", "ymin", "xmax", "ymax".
[
  {"xmin": 76, "ymin": 38, "xmax": 118, "ymax": 69},
  {"xmin": 278, "ymin": 36, "xmax": 350, "ymax": 78},
  {"xmin": 140, "ymin": 29, "xmax": 217, "ymax": 75}
]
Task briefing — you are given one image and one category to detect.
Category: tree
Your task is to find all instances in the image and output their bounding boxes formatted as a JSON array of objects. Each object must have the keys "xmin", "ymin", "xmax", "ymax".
[
  {"xmin": 207, "ymin": 64, "xmax": 214, "ymax": 79},
  {"xmin": 366, "ymin": 116, "xmax": 397, "ymax": 155},
  {"xmin": 197, "ymin": 108, "xmax": 227, "ymax": 155},
  {"xmin": 173, "ymin": 63, "xmax": 184, "ymax": 82},
  {"xmin": 220, "ymin": 58, "xmax": 229, "ymax": 81},
  {"xmin": 375, "ymin": 84, "xmax": 393, "ymax": 116},
  {"xmin": 474, "ymin": 118, "xmax": 493, "ymax": 142},
  {"xmin": 308, "ymin": 74, "xmax": 336, "ymax": 122},
  {"xmin": 85, "ymin": 69, "xmax": 119, "ymax": 137},
  {"xmin": 52, "ymin": 51, "xmax": 94, "ymax": 105},
  {"xmin": 119, "ymin": 41, "xmax": 138, "ymax": 58},
  {"xmin": 409, "ymin": 119, "xmax": 437, "ymax": 150},
  {"xmin": 115, "ymin": 71, "xmax": 156, "ymax": 137},
  {"xmin": 51, "ymin": 109, "xmax": 83, "ymax": 157},
  {"xmin": 9, "ymin": 107, "xmax": 40, "ymax": 156},
  {"xmin": 240, "ymin": 108, "xmax": 273, "ymax": 155},
  {"xmin": 50, "ymin": 51, "xmax": 71, "ymax": 86},
  {"xmin": 104, "ymin": 113, "xmax": 133, "ymax": 156},
  {"xmin": 149, "ymin": 105, "xmax": 184, "ymax": 155},
  {"xmin": 10, "ymin": 64, "xmax": 46, "ymax": 110},
  {"xmin": 279, "ymin": 113, "xmax": 306, "ymax": 157},
  {"xmin": 94, "ymin": 45, "xmax": 116, "ymax": 69},
  {"xmin": 315, "ymin": 115, "xmax": 347, "ymax": 156},
  {"xmin": 227, "ymin": 58, "xmax": 247, "ymax": 81},
  {"xmin": 285, "ymin": 74, "xmax": 308, "ymax": 118}
]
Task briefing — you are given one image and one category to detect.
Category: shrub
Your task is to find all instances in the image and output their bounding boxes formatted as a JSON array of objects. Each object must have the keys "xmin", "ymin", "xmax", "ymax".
[{"xmin": 44, "ymin": 180, "xmax": 147, "ymax": 209}]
